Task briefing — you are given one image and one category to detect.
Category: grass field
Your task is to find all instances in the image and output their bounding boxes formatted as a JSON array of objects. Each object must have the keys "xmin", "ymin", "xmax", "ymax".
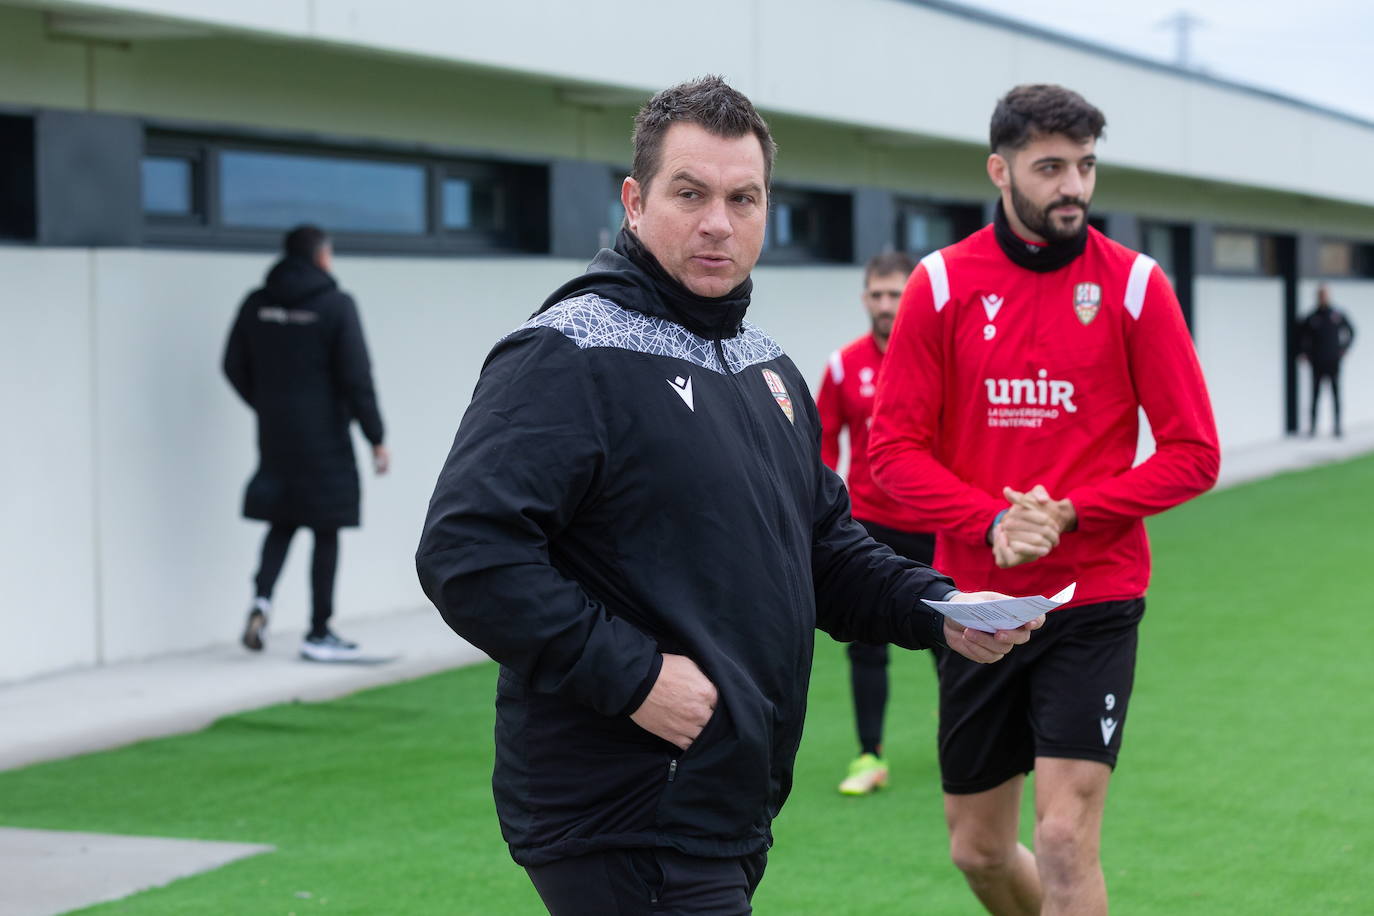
[{"xmin": 2, "ymin": 454, "xmax": 1372, "ymax": 914}]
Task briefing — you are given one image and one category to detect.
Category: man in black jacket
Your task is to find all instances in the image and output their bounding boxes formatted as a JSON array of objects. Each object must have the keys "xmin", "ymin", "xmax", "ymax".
[
  {"xmin": 417, "ymin": 77, "xmax": 1039, "ymax": 914},
  {"xmin": 224, "ymin": 224, "xmax": 389, "ymax": 662},
  {"xmin": 1297, "ymin": 284, "xmax": 1357, "ymax": 437}
]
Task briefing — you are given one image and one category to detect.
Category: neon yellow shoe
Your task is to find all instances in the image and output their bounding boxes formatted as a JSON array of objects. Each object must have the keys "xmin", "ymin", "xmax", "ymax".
[{"xmin": 838, "ymin": 753, "xmax": 889, "ymax": 795}]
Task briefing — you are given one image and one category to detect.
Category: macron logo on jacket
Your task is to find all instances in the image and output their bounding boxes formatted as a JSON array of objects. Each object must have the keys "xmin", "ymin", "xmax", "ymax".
[{"xmin": 668, "ymin": 375, "xmax": 695, "ymax": 411}]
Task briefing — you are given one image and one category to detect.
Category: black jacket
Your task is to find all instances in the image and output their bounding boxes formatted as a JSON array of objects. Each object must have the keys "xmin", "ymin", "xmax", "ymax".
[
  {"xmin": 1297, "ymin": 306, "xmax": 1356, "ymax": 369},
  {"xmin": 416, "ymin": 239, "xmax": 954, "ymax": 866},
  {"xmin": 223, "ymin": 256, "xmax": 384, "ymax": 528}
]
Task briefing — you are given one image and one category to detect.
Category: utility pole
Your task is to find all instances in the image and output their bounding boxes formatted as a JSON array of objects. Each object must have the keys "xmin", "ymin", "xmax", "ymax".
[{"xmin": 1158, "ymin": 10, "xmax": 1205, "ymax": 69}]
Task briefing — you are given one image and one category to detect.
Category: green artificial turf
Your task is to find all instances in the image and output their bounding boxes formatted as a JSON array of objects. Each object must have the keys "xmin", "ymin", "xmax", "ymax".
[{"xmin": 2, "ymin": 454, "xmax": 1372, "ymax": 914}]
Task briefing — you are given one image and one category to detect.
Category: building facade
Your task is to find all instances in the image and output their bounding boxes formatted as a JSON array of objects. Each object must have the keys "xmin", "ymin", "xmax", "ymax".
[{"xmin": 3, "ymin": 0, "xmax": 1373, "ymax": 681}]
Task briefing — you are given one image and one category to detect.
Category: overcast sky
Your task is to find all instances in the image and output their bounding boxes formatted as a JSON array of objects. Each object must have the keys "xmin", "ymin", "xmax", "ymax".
[{"xmin": 952, "ymin": 0, "xmax": 1374, "ymax": 123}]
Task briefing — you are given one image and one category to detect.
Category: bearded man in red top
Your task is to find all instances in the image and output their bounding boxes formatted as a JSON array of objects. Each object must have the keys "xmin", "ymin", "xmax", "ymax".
[
  {"xmin": 817, "ymin": 251, "xmax": 936, "ymax": 797},
  {"xmin": 870, "ymin": 85, "xmax": 1219, "ymax": 916}
]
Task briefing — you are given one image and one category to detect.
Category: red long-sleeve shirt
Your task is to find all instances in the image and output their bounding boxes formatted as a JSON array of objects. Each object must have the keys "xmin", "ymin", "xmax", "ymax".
[
  {"xmin": 817, "ymin": 334, "xmax": 929, "ymax": 532},
  {"xmin": 869, "ymin": 225, "xmax": 1219, "ymax": 607}
]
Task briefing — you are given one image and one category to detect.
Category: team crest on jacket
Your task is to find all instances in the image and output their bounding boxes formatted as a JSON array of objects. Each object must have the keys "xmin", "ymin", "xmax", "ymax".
[
  {"xmin": 762, "ymin": 369, "xmax": 795, "ymax": 424},
  {"xmin": 1074, "ymin": 282, "xmax": 1102, "ymax": 325}
]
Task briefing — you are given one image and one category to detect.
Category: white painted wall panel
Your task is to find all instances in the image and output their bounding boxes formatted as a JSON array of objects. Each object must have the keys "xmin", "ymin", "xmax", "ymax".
[
  {"xmin": 0, "ymin": 249, "xmax": 99, "ymax": 683},
  {"xmin": 1193, "ymin": 276, "xmax": 1285, "ymax": 452},
  {"xmin": 91, "ymin": 250, "xmax": 267, "ymax": 662}
]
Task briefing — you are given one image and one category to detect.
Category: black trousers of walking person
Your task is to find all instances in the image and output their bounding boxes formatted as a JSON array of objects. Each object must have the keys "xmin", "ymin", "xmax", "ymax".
[
  {"xmin": 1309, "ymin": 362, "xmax": 1343, "ymax": 436},
  {"xmin": 848, "ymin": 519, "xmax": 937, "ymax": 756},
  {"xmin": 253, "ymin": 523, "xmax": 339, "ymax": 637}
]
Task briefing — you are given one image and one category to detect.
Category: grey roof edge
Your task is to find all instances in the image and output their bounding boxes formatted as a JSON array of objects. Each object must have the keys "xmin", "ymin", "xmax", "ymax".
[{"xmin": 902, "ymin": 0, "xmax": 1374, "ymax": 132}]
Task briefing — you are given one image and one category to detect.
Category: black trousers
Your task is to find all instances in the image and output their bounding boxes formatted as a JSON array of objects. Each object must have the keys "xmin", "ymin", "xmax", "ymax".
[
  {"xmin": 847, "ymin": 519, "xmax": 936, "ymax": 756},
  {"xmin": 526, "ymin": 847, "xmax": 767, "ymax": 916},
  {"xmin": 1309, "ymin": 363, "xmax": 1342, "ymax": 434},
  {"xmin": 253, "ymin": 523, "xmax": 339, "ymax": 636}
]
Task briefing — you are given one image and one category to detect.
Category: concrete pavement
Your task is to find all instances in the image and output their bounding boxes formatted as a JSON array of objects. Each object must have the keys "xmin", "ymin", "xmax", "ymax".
[{"xmin": 0, "ymin": 606, "xmax": 486, "ymax": 773}]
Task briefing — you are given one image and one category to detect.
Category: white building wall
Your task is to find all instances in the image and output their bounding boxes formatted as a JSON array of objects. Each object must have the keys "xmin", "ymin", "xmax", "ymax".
[
  {"xmin": 1295, "ymin": 279, "xmax": 1374, "ymax": 435},
  {"xmin": 1192, "ymin": 276, "xmax": 1286, "ymax": 452},
  {"xmin": 0, "ymin": 250, "xmax": 100, "ymax": 681},
  {"xmin": 5, "ymin": 248, "xmax": 1365, "ymax": 681}
]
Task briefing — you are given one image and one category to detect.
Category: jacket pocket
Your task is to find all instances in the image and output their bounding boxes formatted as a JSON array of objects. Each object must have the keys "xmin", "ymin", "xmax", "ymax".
[{"xmin": 654, "ymin": 688, "xmax": 774, "ymax": 840}]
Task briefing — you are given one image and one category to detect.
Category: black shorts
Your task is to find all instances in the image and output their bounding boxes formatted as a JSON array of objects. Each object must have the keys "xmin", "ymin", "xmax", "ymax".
[
  {"xmin": 851, "ymin": 519, "xmax": 936, "ymax": 663},
  {"xmin": 937, "ymin": 598, "xmax": 1145, "ymax": 795},
  {"xmin": 855, "ymin": 518, "xmax": 935, "ymax": 567}
]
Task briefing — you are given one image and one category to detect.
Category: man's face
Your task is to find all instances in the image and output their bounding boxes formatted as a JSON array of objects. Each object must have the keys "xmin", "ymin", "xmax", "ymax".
[
  {"xmin": 990, "ymin": 133, "xmax": 1097, "ymax": 243},
  {"xmin": 622, "ymin": 122, "xmax": 768, "ymax": 298},
  {"xmin": 863, "ymin": 270, "xmax": 907, "ymax": 344},
  {"xmin": 315, "ymin": 241, "xmax": 334, "ymax": 274}
]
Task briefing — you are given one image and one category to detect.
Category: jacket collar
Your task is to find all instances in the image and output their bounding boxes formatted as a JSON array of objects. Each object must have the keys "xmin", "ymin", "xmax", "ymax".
[{"xmin": 536, "ymin": 229, "xmax": 751, "ymax": 340}]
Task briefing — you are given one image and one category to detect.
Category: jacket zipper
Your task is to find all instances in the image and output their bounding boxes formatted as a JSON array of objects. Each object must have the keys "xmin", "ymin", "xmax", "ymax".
[{"xmin": 711, "ymin": 338, "xmax": 810, "ymax": 696}]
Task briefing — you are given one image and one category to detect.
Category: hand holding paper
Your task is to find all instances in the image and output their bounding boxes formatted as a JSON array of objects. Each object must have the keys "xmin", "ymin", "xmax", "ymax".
[{"xmin": 926, "ymin": 583, "xmax": 1076, "ymax": 633}]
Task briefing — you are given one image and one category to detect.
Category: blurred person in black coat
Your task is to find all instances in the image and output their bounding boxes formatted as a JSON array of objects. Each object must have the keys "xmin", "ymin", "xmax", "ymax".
[
  {"xmin": 224, "ymin": 224, "xmax": 388, "ymax": 661},
  {"xmin": 1297, "ymin": 284, "xmax": 1357, "ymax": 437}
]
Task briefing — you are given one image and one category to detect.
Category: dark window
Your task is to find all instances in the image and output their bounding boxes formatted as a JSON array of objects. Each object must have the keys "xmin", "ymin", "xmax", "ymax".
[
  {"xmin": 1315, "ymin": 238, "xmax": 1374, "ymax": 279},
  {"xmin": 0, "ymin": 114, "xmax": 36, "ymax": 241},
  {"xmin": 142, "ymin": 155, "xmax": 196, "ymax": 216},
  {"xmin": 142, "ymin": 131, "xmax": 548, "ymax": 254},
  {"xmin": 1211, "ymin": 229, "xmax": 1279, "ymax": 275},
  {"xmin": 1143, "ymin": 223, "xmax": 1178, "ymax": 280},
  {"xmin": 441, "ymin": 165, "xmax": 510, "ymax": 236},
  {"xmin": 761, "ymin": 186, "xmax": 851, "ymax": 263},
  {"xmin": 220, "ymin": 150, "xmax": 426, "ymax": 234},
  {"xmin": 894, "ymin": 200, "xmax": 982, "ymax": 258}
]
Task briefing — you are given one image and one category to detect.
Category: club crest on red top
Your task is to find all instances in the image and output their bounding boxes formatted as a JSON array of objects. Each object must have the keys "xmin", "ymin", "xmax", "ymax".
[{"xmin": 1074, "ymin": 282, "xmax": 1102, "ymax": 326}]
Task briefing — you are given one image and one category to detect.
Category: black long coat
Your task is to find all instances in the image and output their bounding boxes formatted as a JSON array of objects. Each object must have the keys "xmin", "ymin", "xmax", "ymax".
[{"xmin": 223, "ymin": 256, "xmax": 384, "ymax": 529}]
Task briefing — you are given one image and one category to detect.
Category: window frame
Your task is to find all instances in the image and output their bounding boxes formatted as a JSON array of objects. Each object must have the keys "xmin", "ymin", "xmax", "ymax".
[
  {"xmin": 892, "ymin": 197, "xmax": 983, "ymax": 258},
  {"xmin": 141, "ymin": 129, "xmax": 549, "ymax": 256},
  {"xmin": 758, "ymin": 184, "xmax": 852, "ymax": 265}
]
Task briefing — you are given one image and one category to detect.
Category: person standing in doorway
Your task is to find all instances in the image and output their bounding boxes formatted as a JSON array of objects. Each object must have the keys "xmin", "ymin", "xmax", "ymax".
[
  {"xmin": 1297, "ymin": 284, "xmax": 1356, "ymax": 437},
  {"xmin": 224, "ymin": 224, "xmax": 389, "ymax": 662},
  {"xmin": 816, "ymin": 250, "xmax": 938, "ymax": 796}
]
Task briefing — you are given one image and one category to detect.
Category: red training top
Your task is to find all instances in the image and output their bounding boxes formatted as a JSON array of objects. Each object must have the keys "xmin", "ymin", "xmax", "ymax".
[
  {"xmin": 869, "ymin": 224, "xmax": 1220, "ymax": 608},
  {"xmin": 816, "ymin": 334, "xmax": 929, "ymax": 532}
]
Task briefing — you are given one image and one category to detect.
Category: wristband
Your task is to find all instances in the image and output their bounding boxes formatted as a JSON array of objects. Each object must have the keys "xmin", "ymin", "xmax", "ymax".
[{"xmin": 986, "ymin": 508, "xmax": 1009, "ymax": 545}]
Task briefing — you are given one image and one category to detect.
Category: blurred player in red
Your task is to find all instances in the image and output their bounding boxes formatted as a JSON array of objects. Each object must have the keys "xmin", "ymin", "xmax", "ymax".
[{"xmin": 817, "ymin": 251, "xmax": 936, "ymax": 796}]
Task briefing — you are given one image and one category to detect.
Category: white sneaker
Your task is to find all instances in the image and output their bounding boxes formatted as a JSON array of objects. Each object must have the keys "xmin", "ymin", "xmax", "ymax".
[{"xmin": 299, "ymin": 631, "xmax": 362, "ymax": 662}]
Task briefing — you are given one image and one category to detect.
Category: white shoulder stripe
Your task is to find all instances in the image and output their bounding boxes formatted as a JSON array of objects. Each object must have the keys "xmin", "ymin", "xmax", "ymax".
[
  {"xmin": 828, "ymin": 349, "xmax": 844, "ymax": 384},
  {"xmin": 1124, "ymin": 254, "xmax": 1156, "ymax": 320},
  {"xmin": 920, "ymin": 250, "xmax": 950, "ymax": 312}
]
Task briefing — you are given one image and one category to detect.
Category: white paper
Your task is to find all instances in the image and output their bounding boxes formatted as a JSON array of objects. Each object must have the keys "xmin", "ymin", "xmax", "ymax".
[{"xmin": 922, "ymin": 583, "xmax": 1076, "ymax": 633}]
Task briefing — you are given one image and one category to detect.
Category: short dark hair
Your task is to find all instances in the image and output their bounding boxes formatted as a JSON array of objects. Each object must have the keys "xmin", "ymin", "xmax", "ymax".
[
  {"xmin": 283, "ymin": 224, "xmax": 330, "ymax": 260},
  {"xmin": 989, "ymin": 84, "xmax": 1106, "ymax": 154},
  {"xmin": 631, "ymin": 75, "xmax": 777, "ymax": 192},
  {"xmin": 864, "ymin": 251, "xmax": 917, "ymax": 284}
]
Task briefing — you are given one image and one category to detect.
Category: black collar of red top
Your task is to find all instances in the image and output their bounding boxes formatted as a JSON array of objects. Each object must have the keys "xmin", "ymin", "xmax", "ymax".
[
  {"xmin": 993, "ymin": 199, "xmax": 1088, "ymax": 273},
  {"xmin": 534, "ymin": 228, "xmax": 751, "ymax": 341}
]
